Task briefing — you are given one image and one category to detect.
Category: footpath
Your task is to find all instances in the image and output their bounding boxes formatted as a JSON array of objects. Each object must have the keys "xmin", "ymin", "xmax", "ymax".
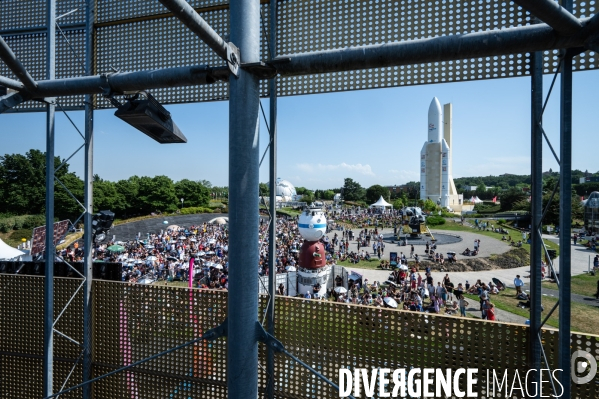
[{"xmin": 326, "ymin": 225, "xmax": 599, "ymax": 323}]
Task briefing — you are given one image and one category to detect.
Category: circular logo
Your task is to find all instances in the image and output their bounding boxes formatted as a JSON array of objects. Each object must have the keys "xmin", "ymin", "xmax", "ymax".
[
  {"xmin": 309, "ymin": 224, "xmax": 314, "ymax": 229},
  {"xmin": 571, "ymin": 350, "xmax": 598, "ymax": 384}
]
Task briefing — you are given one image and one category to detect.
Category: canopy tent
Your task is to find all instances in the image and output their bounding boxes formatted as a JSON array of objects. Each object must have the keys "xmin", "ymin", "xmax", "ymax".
[
  {"xmin": 0, "ymin": 238, "xmax": 25, "ymax": 260},
  {"xmin": 469, "ymin": 196, "xmax": 483, "ymax": 203},
  {"xmin": 370, "ymin": 196, "xmax": 393, "ymax": 209}
]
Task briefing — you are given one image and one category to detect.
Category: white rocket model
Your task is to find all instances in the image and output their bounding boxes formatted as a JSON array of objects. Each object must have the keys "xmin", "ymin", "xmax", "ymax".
[{"xmin": 420, "ymin": 97, "xmax": 458, "ymax": 208}]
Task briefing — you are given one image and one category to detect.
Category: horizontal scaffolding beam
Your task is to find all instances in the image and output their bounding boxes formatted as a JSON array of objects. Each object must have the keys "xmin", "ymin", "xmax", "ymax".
[
  {"xmin": 274, "ymin": 18, "xmax": 593, "ymax": 76},
  {"xmin": 512, "ymin": 0, "xmax": 582, "ymax": 35},
  {"xmin": 3, "ymin": 16, "xmax": 597, "ymax": 105},
  {"xmin": 0, "ymin": 36, "xmax": 38, "ymax": 90},
  {"xmin": 32, "ymin": 65, "xmax": 230, "ymax": 97}
]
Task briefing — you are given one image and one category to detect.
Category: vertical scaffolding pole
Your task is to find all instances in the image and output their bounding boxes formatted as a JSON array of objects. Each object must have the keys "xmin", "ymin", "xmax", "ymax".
[
  {"xmin": 266, "ymin": 0, "xmax": 278, "ymax": 396},
  {"xmin": 529, "ymin": 46, "xmax": 543, "ymax": 395},
  {"xmin": 43, "ymin": 0, "xmax": 56, "ymax": 396},
  {"xmin": 82, "ymin": 0, "xmax": 95, "ymax": 397},
  {"xmin": 558, "ymin": 48, "xmax": 573, "ymax": 397},
  {"xmin": 228, "ymin": 0, "xmax": 261, "ymax": 398}
]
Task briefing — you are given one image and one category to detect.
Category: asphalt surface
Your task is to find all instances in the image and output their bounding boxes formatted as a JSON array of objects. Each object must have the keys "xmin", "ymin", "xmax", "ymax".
[{"xmin": 110, "ymin": 213, "xmax": 228, "ymax": 241}]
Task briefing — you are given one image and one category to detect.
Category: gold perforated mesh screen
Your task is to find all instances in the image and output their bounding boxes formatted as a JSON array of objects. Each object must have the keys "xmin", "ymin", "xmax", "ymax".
[
  {"xmin": 0, "ymin": 275, "xmax": 84, "ymax": 398},
  {"xmin": 1, "ymin": 277, "xmax": 598, "ymax": 397},
  {"xmin": 92, "ymin": 280, "xmax": 228, "ymax": 398},
  {"xmin": 1, "ymin": 0, "xmax": 598, "ymax": 111}
]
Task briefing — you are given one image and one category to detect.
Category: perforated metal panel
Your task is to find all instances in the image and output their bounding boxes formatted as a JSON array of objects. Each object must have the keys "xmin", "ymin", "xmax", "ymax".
[
  {"xmin": 93, "ymin": 281, "xmax": 228, "ymax": 398},
  {"xmin": 1, "ymin": 0, "xmax": 598, "ymax": 111},
  {"xmin": 1, "ymin": 277, "xmax": 598, "ymax": 398},
  {"xmin": 0, "ymin": 275, "xmax": 83, "ymax": 398}
]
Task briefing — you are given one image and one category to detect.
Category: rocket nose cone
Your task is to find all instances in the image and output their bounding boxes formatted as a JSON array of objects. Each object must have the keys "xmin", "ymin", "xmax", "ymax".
[{"xmin": 428, "ymin": 97, "xmax": 442, "ymax": 115}]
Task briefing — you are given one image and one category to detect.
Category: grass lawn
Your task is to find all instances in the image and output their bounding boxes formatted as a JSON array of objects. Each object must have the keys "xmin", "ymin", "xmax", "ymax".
[
  {"xmin": 335, "ymin": 257, "xmax": 385, "ymax": 270},
  {"xmin": 542, "ymin": 273, "xmax": 599, "ymax": 297},
  {"xmin": 464, "ymin": 287, "xmax": 599, "ymax": 334},
  {"xmin": 432, "ymin": 219, "xmax": 560, "ymax": 257}
]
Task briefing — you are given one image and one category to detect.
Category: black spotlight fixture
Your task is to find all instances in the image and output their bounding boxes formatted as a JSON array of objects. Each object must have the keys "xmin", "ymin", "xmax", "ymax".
[
  {"xmin": 113, "ymin": 91, "xmax": 187, "ymax": 144},
  {"xmin": 92, "ymin": 210, "xmax": 115, "ymax": 240}
]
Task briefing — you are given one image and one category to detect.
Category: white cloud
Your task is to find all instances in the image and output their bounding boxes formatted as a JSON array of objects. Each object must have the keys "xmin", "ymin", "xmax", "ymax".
[
  {"xmin": 387, "ymin": 169, "xmax": 419, "ymax": 182},
  {"xmin": 295, "ymin": 162, "xmax": 375, "ymax": 176}
]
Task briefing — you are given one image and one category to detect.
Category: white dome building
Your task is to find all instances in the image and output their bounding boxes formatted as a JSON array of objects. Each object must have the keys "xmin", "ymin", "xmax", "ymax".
[{"xmin": 276, "ymin": 178, "xmax": 297, "ymax": 202}]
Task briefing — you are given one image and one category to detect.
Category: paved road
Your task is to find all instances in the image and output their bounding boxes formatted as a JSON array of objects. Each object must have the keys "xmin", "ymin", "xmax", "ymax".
[
  {"xmin": 332, "ymin": 226, "xmax": 599, "ymax": 323},
  {"xmin": 110, "ymin": 213, "xmax": 228, "ymax": 241}
]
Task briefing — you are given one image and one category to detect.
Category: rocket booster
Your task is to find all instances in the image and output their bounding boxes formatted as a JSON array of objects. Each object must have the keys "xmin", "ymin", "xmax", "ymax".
[
  {"xmin": 428, "ymin": 97, "xmax": 442, "ymax": 143},
  {"xmin": 441, "ymin": 138, "xmax": 450, "ymax": 207}
]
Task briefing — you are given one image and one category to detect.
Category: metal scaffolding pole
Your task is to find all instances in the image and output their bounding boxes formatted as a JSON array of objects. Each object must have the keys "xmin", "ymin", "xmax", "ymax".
[
  {"xmin": 157, "ymin": 0, "xmax": 231, "ymax": 62},
  {"xmin": 43, "ymin": 0, "xmax": 56, "ymax": 396},
  {"xmin": 529, "ymin": 44, "xmax": 543, "ymax": 395},
  {"xmin": 0, "ymin": 36, "xmax": 38, "ymax": 90},
  {"xmin": 82, "ymin": 0, "xmax": 95, "ymax": 397},
  {"xmin": 512, "ymin": 0, "xmax": 582, "ymax": 35},
  {"xmin": 266, "ymin": 0, "xmax": 278, "ymax": 396},
  {"xmin": 558, "ymin": 49, "xmax": 574, "ymax": 399},
  {"xmin": 228, "ymin": 0, "xmax": 261, "ymax": 398}
]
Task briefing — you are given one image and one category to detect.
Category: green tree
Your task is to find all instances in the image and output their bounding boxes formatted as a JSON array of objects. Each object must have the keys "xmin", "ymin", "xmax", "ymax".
[
  {"xmin": 499, "ymin": 188, "xmax": 527, "ymax": 211},
  {"xmin": 258, "ymin": 182, "xmax": 269, "ymax": 197},
  {"xmin": 138, "ymin": 175, "xmax": 178, "ymax": 213},
  {"xmin": 392, "ymin": 198, "xmax": 404, "ymax": 210},
  {"xmin": 301, "ymin": 190, "xmax": 314, "ymax": 203},
  {"xmin": 175, "ymin": 179, "xmax": 211, "ymax": 208},
  {"xmin": 323, "ymin": 190, "xmax": 335, "ymax": 200},
  {"xmin": 115, "ymin": 176, "xmax": 141, "ymax": 216},
  {"xmin": 342, "ymin": 178, "xmax": 365, "ymax": 201},
  {"xmin": 365, "ymin": 184, "xmax": 390, "ymax": 204},
  {"xmin": 422, "ymin": 198, "xmax": 438, "ymax": 212}
]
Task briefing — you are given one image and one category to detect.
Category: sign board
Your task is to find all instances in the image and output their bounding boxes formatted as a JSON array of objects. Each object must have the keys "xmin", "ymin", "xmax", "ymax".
[
  {"xmin": 390, "ymin": 252, "xmax": 398, "ymax": 266},
  {"xmin": 30, "ymin": 220, "xmax": 70, "ymax": 256}
]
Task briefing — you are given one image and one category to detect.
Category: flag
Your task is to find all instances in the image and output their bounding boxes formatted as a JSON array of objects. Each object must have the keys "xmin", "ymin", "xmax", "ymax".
[{"xmin": 492, "ymin": 196, "xmax": 497, "ymax": 203}]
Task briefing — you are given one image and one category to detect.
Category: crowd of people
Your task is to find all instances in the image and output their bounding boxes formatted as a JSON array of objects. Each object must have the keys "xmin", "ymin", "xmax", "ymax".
[{"xmin": 317, "ymin": 266, "xmax": 498, "ymax": 320}]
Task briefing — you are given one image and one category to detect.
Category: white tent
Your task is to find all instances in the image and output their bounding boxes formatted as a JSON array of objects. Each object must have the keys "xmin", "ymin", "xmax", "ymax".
[
  {"xmin": 469, "ymin": 196, "xmax": 484, "ymax": 203},
  {"xmin": 0, "ymin": 238, "xmax": 25, "ymax": 260},
  {"xmin": 370, "ymin": 196, "xmax": 393, "ymax": 209}
]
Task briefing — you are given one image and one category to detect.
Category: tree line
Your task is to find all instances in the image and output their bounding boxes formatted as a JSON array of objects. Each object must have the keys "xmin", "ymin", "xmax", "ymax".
[{"xmin": 0, "ymin": 150, "xmax": 223, "ymax": 222}]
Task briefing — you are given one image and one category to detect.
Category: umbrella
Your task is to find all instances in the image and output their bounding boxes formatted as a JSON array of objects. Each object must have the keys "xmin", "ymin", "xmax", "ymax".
[
  {"xmin": 190, "ymin": 238, "xmax": 197, "ymax": 242},
  {"xmin": 208, "ymin": 238, "xmax": 216, "ymax": 244},
  {"xmin": 386, "ymin": 280, "xmax": 398, "ymax": 287},
  {"xmin": 334, "ymin": 287, "xmax": 347, "ymax": 294},
  {"xmin": 145, "ymin": 245, "xmax": 154, "ymax": 249},
  {"xmin": 167, "ymin": 256, "xmax": 178, "ymax": 262},
  {"xmin": 399, "ymin": 265, "xmax": 409, "ymax": 271},
  {"xmin": 447, "ymin": 251, "xmax": 456, "ymax": 255},
  {"xmin": 285, "ymin": 266, "xmax": 296, "ymax": 272},
  {"xmin": 146, "ymin": 255, "xmax": 157, "ymax": 261},
  {"xmin": 213, "ymin": 264, "xmax": 223, "ymax": 270},
  {"xmin": 492, "ymin": 278, "xmax": 506, "ymax": 290},
  {"xmin": 167, "ymin": 225, "xmax": 180, "ymax": 231},
  {"xmin": 383, "ymin": 297, "xmax": 398, "ymax": 308},
  {"xmin": 209, "ymin": 217, "xmax": 229, "ymax": 225},
  {"xmin": 107, "ymin": 244, "xmax": 125, "ymax": 253},
  {"xmin": 196, "ymin": 251, "xmax": 206, "ymax": 257},
  {"xmin": 205, "ymin": 251, "xmax": 215, "ymax": 255}
]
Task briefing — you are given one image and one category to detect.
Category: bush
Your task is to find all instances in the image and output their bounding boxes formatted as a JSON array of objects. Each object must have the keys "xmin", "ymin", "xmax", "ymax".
[
  {"xmin": 426, "ymin": 216, "xmax": 446, "ymax": 226},
  {"xmin": 180, "ymin": 207, "xmax": 213, "ymax": 215},
  {"xmin": 23, "ymin": 215, "xmax": 46, "ymax": 229},
  {"xmin": 497, "ymin": 218, "xmax": 507, "ymax": 224},
  {"xmin": 0, "ymin": 219, "xmax": 13, "ymax": 233}
]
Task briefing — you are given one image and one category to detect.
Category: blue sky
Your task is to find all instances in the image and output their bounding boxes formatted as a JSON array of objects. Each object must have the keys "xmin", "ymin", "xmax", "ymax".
[{"xmin": 2, "ymin": 69, "xmax": 598, "ymax": 190}]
